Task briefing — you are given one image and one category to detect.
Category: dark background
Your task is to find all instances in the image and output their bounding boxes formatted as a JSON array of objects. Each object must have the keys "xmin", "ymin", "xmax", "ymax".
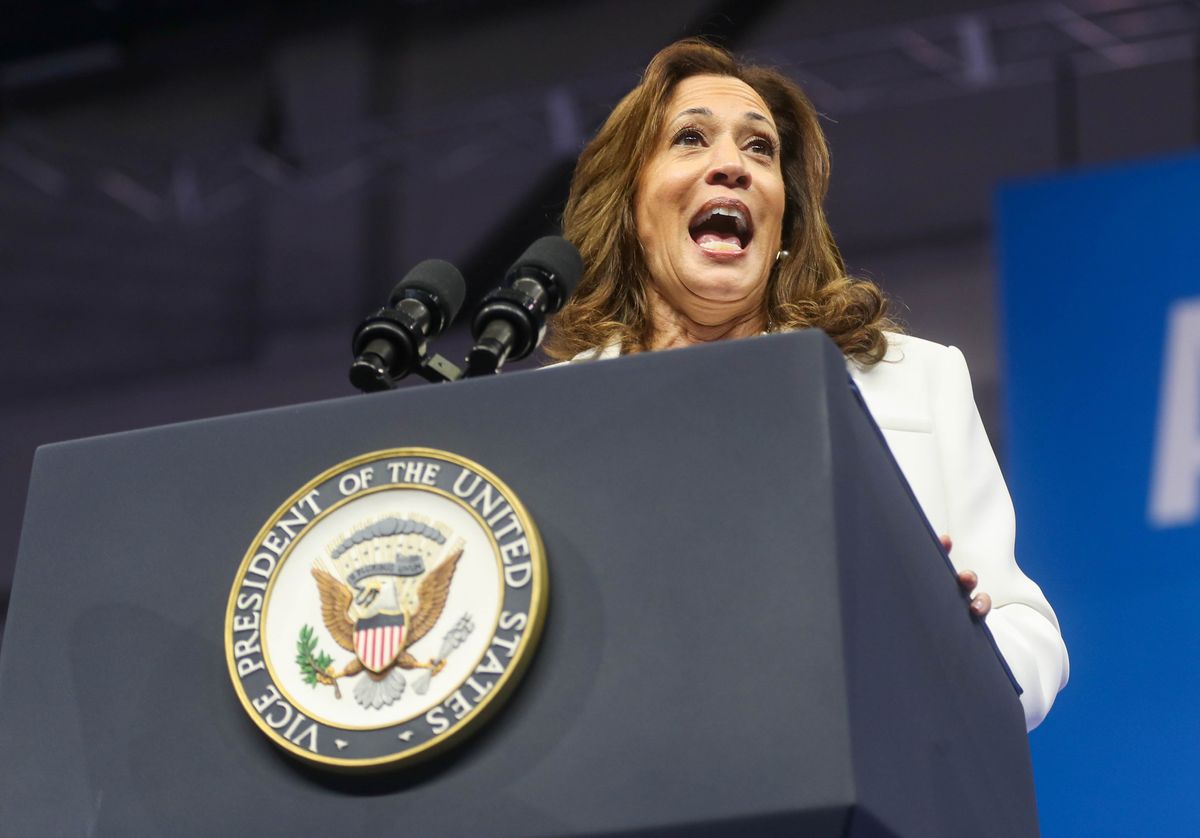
[{"xmin": 2, "ymin": 0, "xmax": 1198, "ymax": 647}]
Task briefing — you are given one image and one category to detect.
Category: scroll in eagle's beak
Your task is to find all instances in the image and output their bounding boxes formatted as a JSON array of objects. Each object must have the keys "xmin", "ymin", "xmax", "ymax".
[{"xmin": 354, "ymin": 583, "xmax": 379, "ymax": 608}]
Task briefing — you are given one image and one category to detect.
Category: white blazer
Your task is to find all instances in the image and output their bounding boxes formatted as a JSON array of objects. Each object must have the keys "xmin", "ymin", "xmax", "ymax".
[
  {"xmin": 849, "ymin": 333, "xmax": 1068, "ymax": 731},
  {"xmin": 572, "ymin": 332, "xmax": 1069, "ymax": 730}
]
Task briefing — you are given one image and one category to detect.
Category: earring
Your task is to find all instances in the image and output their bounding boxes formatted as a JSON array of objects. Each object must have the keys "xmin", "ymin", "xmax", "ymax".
[{"xmin": 776, "ymin": 250, "xmax": 790, "ymax": 262}]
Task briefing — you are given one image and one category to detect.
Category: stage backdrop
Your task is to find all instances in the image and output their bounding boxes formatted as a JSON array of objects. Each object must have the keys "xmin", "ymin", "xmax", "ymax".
[{"xmin": 996, "ymin": 152, "xmax": 1200, "ymax": 837}]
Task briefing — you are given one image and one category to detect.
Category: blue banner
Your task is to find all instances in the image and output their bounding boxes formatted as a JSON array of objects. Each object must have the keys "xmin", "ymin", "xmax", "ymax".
[{"xmin": 997, "ymin": 152, "xmax": 1200, "ymax": 836}]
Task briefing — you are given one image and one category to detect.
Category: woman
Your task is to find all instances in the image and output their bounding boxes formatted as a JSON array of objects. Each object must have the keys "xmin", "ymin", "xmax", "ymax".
[{"xmin": 545, "ymin": 39, "xmax": 1068, "ymax": 730}]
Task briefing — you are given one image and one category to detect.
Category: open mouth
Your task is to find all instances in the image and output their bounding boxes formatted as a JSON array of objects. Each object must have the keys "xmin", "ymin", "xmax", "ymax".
[{"xmin": 688, "ymin": 199, "xmax": 753, "ymax": 253}]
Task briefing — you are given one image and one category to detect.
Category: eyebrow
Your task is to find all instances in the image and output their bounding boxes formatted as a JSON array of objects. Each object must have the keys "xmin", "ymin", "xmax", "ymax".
[{"xmin": 674, "ymin": 107, "xmax": 774, "ymax": 125}]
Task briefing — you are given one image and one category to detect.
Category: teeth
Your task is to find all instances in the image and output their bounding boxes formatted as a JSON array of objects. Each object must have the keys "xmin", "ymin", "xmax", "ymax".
[
  {"xmin": 702, "ymin": 206, "xmax": 748, "ymax": 235},
  {"xmin": 698, "ymin": 240, "xmax": 742, "ymax": 253}
]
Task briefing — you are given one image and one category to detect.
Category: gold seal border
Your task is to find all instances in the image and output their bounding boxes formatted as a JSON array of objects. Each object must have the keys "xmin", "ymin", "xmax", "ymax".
[{"xmin": 223, "ymin": 447, "xmax": 548, "ymax": 772}]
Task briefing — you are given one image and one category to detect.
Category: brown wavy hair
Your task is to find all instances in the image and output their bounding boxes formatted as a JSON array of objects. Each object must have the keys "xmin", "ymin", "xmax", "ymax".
[{"xmin": 544, "ymin": 38, "xmax": 896, "ymax": 363}]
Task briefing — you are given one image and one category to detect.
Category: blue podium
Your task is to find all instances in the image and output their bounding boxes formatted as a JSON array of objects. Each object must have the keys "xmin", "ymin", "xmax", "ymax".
[{"xmin": 0, "ymin": 331, "xmax": 1036, "ymax": 836}]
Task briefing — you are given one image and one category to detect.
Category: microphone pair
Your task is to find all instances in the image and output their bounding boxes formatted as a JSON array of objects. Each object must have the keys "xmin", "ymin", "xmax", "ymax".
[{"xmin": 349, "ymin": 236, "xmax": 583, "ymax": 392}]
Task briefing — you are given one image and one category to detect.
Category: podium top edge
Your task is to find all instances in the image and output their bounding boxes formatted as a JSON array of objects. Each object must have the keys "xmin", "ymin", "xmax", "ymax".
[{"xmin": 31, "ymin": 329, "xmax": 843, "ymax": 459}]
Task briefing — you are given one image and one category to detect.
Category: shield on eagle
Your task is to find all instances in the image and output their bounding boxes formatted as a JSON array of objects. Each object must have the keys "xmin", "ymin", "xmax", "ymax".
[{"xmin": 353, "ymin": 611, "xmax": 407, "ymax": 673}]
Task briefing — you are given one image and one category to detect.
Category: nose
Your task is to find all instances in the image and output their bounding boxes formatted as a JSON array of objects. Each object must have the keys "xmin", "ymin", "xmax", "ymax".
[{"xmin": 705, "ymin": 137, "xmax": 751, "ymax": 189}]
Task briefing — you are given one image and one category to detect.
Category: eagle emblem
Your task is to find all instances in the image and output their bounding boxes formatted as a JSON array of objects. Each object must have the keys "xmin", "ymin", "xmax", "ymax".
[{"xmin": 302, "ymin": 516, "xmax": 468, "ymax": 710}]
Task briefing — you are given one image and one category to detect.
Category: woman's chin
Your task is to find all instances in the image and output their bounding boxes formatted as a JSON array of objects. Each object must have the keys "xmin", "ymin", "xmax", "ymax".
[{"xmin": 679, "ymin": 259, "xmax": 769, "ymax": 306}]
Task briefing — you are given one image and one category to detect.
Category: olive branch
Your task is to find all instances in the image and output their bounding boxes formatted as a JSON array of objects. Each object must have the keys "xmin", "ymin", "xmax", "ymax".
[{"xmin": 296, "ymin": 624, "xmax": 335, "ymax": 690}]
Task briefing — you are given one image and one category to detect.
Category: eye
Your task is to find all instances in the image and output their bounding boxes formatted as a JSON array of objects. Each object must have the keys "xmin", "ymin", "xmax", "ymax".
[
  {"xmin": 671, "ymin": 126, "xmax": 706, "ymax": 147},
  {"xmin": 746, "ymin": 136, "xmax": 777, "ymax": 157}
]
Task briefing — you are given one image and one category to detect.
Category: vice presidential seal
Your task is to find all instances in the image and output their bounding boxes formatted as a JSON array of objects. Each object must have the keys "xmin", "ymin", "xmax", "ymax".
[{"xmin": 224, "ymin": 448, "xmax": 547, "ymax": 770}]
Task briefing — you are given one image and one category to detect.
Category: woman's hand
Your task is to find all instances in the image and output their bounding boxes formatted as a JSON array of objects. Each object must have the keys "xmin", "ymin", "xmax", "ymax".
[{"xmin": 940, "ymin": 535, "xmax": 992, "ymax": 619}]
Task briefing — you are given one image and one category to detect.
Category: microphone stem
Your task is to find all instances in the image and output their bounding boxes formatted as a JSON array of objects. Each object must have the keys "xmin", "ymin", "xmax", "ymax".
[{"xmin": 466, "ymin": 320, "xmax": 516, "ymax": 377}]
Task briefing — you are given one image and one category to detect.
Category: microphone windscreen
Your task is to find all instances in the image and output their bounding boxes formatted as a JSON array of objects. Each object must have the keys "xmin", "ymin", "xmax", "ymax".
[
  {"xmin": 390, "ymin": 258, "xmax": 467, "ymax": 325},
  {"xmin": 506, "ymin": 236, "xmax": 584, "ymax": 307}
]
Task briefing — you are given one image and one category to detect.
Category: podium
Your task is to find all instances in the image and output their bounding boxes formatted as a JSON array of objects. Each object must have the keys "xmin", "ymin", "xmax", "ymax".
[{"xmin": 0, "ymin": 331, "xmax": 1038, "ymax": 836}]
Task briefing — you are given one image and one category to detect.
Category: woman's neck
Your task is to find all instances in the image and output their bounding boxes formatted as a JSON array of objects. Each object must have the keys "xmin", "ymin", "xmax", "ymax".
[{"xmin": 646, "ymin": 286, "xmax": 767, "ymax": 350}]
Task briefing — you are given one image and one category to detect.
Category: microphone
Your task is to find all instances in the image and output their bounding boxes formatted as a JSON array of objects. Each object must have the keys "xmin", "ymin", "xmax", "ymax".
[
  {"xmin": 349, "ymin": 259, "xmax": 467, "ymax": 392},
  {"xmin": 465, "ymin": 236, "xmax": 583, "ymax": 377}
]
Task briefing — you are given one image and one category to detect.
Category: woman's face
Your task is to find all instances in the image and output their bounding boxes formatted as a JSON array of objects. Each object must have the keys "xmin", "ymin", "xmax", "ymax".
[{"xmin": 635, "ymin": 74, "xmax": 785, "ymax": 325}]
